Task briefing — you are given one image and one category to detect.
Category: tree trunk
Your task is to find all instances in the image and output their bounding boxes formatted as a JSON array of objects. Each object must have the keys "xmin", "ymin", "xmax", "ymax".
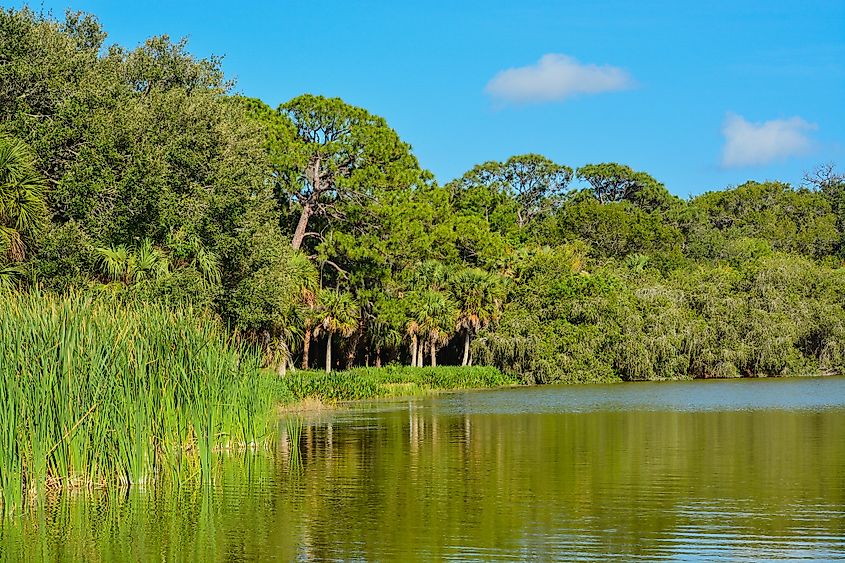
[
  {"xmin": 430, "ymin": 340, "xmax": 436, "ymax": 367},
  {"xmin": 302, "ymin": 327, "xmax": 312, "ymax": 370},
  {"xmin": 375, "ymin": 346, "xmax": 382, "ymax": 368},
  {"xmin": 410, "ymin": 335, "xmax": 418, "ymax": 367},
  {"xmin": 325, "ymin": 333, "xmax": 333, "ymax": 374},
  {"xmin": 462, "ymin": 331, "xmax": 471, "ymax": 366},
  {"xmin": 277, "ymin": 341, "xmax": 288, "ymax": 377},
  {"xmin": 291, "ymin": 203, "xmax": 313, "ymax": 251},
  {"xmin": 292, "ymin": 157, "xmax": 323, "ymax": 250},
  {"xmin": 417, "ymin": 340, "xmax": 424, "ymax": 367},
  {"xmin": 345, "ymin": 327, "xmax": 360, "ymax": 369}
]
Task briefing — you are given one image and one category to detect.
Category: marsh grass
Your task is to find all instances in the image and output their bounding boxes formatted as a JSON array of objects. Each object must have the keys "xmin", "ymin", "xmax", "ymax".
[
  {"xmin": 279, "ymin": 365, "xmax": 516, "ymax": 403},
  {"xmin": 0, "ymin": 291, "xmax": 276, "ymax": 515}
]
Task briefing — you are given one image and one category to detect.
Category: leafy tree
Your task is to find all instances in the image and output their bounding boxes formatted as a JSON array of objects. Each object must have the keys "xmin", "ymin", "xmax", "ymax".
[
  {"xmin": 274, "ymin": 94, "xmax": 422, "ymax": 250},
  {"xmin": 576, "ymin": 162, "xmax": 677, "ymax": 211},
  {"xmin": 685, "ymin": 181, "xmax": 837, "ymax": 259},
  {"xmin": 805, "ymin": 163, "xmax": 845, "ymax": 255},
  {"xmin": 450, "ymin": 154, "xmax": 572, "ymax": 233},
  {"xmin": 1, "ymin": 9, "xmax": 280, "ymax": 311},
  {"xmin": 556, "ymin": 192, "xmax": 683, "ymax": 258},
  {"xmin": 225, "ymin": 228, "xmax": 318, "ymax": 376}
]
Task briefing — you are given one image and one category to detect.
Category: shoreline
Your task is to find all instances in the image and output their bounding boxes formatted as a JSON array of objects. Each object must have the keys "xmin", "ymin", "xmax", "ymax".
[{"xmin": 274, "ymin": 369, "xmax": 845, "ymax": 413}]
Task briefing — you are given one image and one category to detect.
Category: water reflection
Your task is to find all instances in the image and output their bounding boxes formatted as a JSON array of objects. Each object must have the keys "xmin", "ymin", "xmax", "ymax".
[{"xmin": 1, "ymin": 378, "xmax": 844, "ymax": 561}]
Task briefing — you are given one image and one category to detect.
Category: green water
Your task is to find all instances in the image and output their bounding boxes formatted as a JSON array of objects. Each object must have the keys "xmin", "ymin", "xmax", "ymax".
[{"xmin": 2, "ymin": 377, "xmax": 844, "ymax": 561}]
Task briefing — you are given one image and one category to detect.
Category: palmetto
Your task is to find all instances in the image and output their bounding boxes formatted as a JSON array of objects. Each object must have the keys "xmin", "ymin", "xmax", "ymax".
[
  {"xmin": 0, "ymin": 136, "xmax": 47, "ymax": 262},
  {"xmin": 94, "ymin": 239, "xmax": 169, "ymax": 285}
]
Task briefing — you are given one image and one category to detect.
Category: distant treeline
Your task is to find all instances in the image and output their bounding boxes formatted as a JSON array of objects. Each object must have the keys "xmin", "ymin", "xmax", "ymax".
[{"xmin": 2, "ymin": 7, "xmax": 845, "ymax": 383}]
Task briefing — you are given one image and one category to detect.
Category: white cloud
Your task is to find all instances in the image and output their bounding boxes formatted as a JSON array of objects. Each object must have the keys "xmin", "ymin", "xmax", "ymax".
[
  {"xmin": 721, "ymin": 113, "xmax": 817, "ymax": 167},
  {"xmin": 485, "ymin": 54, "xmax": 633, "ymax": 104}
]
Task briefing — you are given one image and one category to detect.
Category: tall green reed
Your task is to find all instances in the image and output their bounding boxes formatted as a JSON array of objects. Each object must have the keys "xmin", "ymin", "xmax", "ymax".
[{"xmin": 0, "ymin": 290, "xmax": 276, "ymax": 515}]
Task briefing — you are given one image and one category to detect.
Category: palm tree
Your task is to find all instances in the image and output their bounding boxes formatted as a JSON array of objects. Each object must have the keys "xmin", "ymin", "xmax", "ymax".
[
  {"xmin": 406, "ymin": 318, "xmax": 422, "ymax": 367},
  {"xmin": 400, "ymin": 290, "xmax": 425, "ymax": 367},
  {"xmin": 367, "ymin": 295, "xmax": 402, "ymax": 367},
  {"xmin": 625, "ymin": 253, "xmax": 650, "ymax": 273},
  {"xmin": 451, "ymin": 268, "xmax": 505, "ymax": 366},
  {"xmin": 94, "ymin": 238, "xmax": 168, "ymax": 285},
  {"xmin": 314, "ymin": 289, "xmax": 359, "ymax": 373},
  {"xmin": 0, "ymin": 136, "xmax": 47, "ymax": 262},
  {"xmin": 414, "ymin": 260, "xmax": 450, "ymax": 291},
  {"xmin": 282, "ymin": 252, "xmax": 318, "ymax": 372},
  {"xmin": 0, "ymin": 263, "xmax": 24, "ymax": 290},
  {"xmin": 402, "ymin": 261, "xmax": 452, "ymax": 367},
  {"xmin": 416, "ymin": 290, "xmax": 457, "ymax": 367},
  {"xmin": 262, "ymin": 251, "xmax": 319, "ymax": 376}
]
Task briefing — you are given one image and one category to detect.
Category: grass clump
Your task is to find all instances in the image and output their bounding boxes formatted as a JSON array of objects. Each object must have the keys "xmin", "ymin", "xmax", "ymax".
[
  {"xmin": 280, "ymin": 365, "xmax": 516, "ymax": 403},
  {"xmin": 0, "ymin": 291, "xmax": 275, "ymax": 515}
]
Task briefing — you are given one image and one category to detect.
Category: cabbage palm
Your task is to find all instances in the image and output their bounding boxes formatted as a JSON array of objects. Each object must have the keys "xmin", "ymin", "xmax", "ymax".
[
  {"xmin": 257, "ymin": 251, "xmax": 319, "ymax": 376},
  {"xmin": 0, "ymin": 136, "xmax": 47, "ymax": 261},
  {"xmin": 368, "ymin": 316, "xmax": 402, "ymax": 367},
  {"xmin": 416, "ymin": 290, "xmax": 457, "ymax": 367},
  {"xmin": 414, "ymin": 259, "xmax": 450, "ymax": 291},
  {"xmin": 314, "ymin": 289, "xmax": 359, "ymax": 373},
  {"xmin": 364, "ymin": 293, "xmax": 404, "ymax": 367},
  {"xmin": 285, "ymin": 252, "xmax": 318, "ymax": 371},
  {"xmin": 164, "ymin": 229, "xmax": 221, "ymax": 286},
  {"xmin": 401, "ymin": 290, "xmax": 425, "ymax": 367},
  {"xmin": 451, "ymin": 268, "xmax": 505, "ymax": 365},
  {"xmin": 406, "ymin": 318, "xmax": 422, "ymax": 367}
]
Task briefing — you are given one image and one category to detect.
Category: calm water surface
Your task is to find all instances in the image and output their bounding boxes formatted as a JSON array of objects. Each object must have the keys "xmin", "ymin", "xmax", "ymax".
[{"xmin": 2, "ymin": 377, "xmax": 844, "ymax": 561}]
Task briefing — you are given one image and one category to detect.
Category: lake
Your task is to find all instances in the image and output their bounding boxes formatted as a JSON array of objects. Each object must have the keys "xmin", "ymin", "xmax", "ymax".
[{"xmin": 2, "ymin": 377, "xmax": 844, "ymax": 561}]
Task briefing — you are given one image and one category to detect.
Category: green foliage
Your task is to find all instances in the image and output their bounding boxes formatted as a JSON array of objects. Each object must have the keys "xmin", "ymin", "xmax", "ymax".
[
  {"xmin": 478, "ymin": 249, "xmax": 845, "ymax": 384},
  {"xmin": 449, "ymin": 153, "xmax": 572, "ymax": 237},
  {"xmin": 0, "ymin": 6, "xmax": 282, "ymax": 317},
  {"xmin": 2, "ymin": 6, "xmax": 845, "ymax": 394},
  {"xmin": 684, "ymin": 181, "xmax": 838, "ymax": 259},
  {"xmin": 556, "ymin": 192, "xmax": 683, "ymax": 258},
  {"xmin": 280, "ymin": 366, "xmax": 514, "ymax": 403},
  {"xmin": 315, "ymin": 289, "xmax": 359, "ymax": 339}
]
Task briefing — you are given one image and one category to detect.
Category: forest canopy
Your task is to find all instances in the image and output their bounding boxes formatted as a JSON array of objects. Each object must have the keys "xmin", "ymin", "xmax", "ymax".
[{"xmin": 2, "ymin": 7, "xmax": 845, "ymax": 383}]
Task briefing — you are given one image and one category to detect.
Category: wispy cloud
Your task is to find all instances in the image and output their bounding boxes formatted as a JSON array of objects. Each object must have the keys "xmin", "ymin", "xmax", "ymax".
[
  {"xmin": 721, "ymin": 113, "xmax": 817, "ymax": 167},
  {"xmin": 485, "ymin": 54, "xmax": 633, "ymax": 104}
]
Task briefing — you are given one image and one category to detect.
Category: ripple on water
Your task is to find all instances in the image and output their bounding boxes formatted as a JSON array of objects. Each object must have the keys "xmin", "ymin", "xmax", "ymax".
[{"xmin": 2, "ymin": 377, "xmax": 844, "ymax": 561}]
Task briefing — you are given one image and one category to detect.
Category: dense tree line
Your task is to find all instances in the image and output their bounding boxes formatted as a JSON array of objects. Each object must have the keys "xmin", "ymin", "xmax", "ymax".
[{"xmin": 2, "ymin": 8, "xmax": 845, "ymax": 382}]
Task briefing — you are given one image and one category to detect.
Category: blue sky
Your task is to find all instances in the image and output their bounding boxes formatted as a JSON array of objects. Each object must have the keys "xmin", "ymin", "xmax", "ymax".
[{"xmin": 11, "ymin": 0, "xmax": 845, "ymax": 197}]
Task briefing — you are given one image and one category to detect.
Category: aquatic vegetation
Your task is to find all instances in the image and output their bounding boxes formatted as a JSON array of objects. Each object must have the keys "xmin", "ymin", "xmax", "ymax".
[
  {"xmin": 0, "ymin": 291, "xmax": 276, "ymax": 515},
  {"xmin": 279, "ymin": 366, "xmax": 516, "ymax": 403}
]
